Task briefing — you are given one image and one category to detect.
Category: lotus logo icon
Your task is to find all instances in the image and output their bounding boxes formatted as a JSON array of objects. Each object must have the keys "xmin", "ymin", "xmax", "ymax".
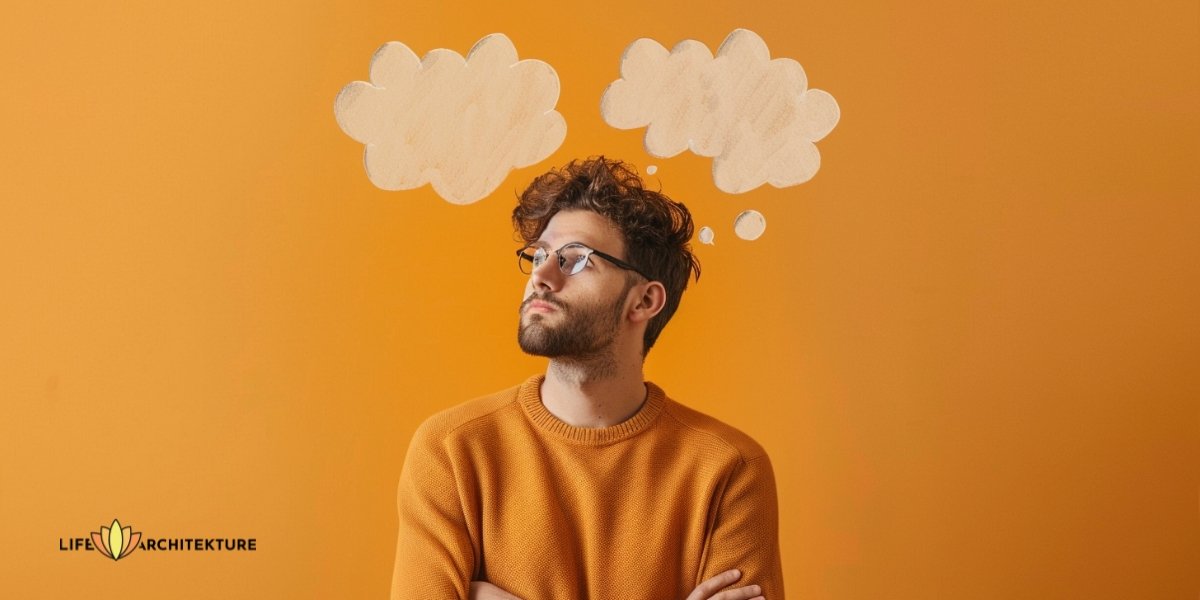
[{"xmin": 91, "ymin": 519, "xmax": 140, "ymax": 561}]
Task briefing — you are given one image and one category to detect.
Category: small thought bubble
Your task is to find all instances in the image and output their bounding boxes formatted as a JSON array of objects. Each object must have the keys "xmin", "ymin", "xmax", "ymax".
[
  {"xmin": 334, "ymin": 34, "xmax": 566, "ymax": 204},
  {"xmin": 733, "ymin": 210, "xmax": 766, "ymax": 241},
  {"xmin": 698, "ymin": 226, "xmax": 714, "ymax": 245},
  {"xmin": 601, "ymin": 29, "xmax": 839, "ymax": 194},
  {"xmin": 646, "ymin": 165, "xmax": 658, "ymax": 175}
]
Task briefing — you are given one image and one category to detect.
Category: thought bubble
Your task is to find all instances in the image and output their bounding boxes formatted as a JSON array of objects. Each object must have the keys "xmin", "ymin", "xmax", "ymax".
[
  {"xmin": 698, "ymin": 226, "xmax": 715, "ymax": 245},
  {"xmin": 334, "ymin": 34, "xmax": 566, "ymax": 204},
  {"xmin": 646, "ymin": 164, "xmax": 658, "ymax": 175},
  {"xmin": 601, "ymin": 29, "xmax": 839, "ymax": 194},
  {"xmin": 733, "ymin": 210, "xmax": 766, "ymax": 241}
]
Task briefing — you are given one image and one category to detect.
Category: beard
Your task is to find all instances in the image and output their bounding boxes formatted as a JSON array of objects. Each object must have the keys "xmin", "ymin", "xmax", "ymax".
[{"xmin": 517, "ymin": 291, "xmax": 626, "ymax": 359}]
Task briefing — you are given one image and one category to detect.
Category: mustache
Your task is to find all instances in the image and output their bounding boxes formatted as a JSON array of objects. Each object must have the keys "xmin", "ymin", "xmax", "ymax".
[{"xmin": 520, "ymin": 294, "xmax": 566, "ymax": 313}]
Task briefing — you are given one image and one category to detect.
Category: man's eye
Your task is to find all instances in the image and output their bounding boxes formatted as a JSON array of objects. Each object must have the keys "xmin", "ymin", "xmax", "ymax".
[{"xmin": 569, "ymin": 256, "xmax": 590, "ymax": 274}]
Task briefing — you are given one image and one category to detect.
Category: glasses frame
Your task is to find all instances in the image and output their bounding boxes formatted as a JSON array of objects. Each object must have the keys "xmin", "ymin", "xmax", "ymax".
[{"xmin": 516, "ymin": 242, "xmax": 654, "ymax": 281}]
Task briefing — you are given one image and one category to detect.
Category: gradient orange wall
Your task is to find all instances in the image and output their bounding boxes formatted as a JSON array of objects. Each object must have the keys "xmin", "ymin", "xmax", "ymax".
[{"xmin": 1, "ymin": 1, "xmax": 1196, "ymax": 598}]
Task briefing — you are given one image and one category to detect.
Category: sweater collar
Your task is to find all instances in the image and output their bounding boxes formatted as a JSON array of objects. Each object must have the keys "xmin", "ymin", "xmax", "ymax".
[{"xmin": 518, "ymin": 374, "xmax": 666, "ymax": 445}]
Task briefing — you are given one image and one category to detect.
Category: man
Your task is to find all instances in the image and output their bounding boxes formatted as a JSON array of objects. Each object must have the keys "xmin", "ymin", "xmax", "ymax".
[{"xmin": 390, "ymin": 157, "xmax": 784, "ymax": 600}]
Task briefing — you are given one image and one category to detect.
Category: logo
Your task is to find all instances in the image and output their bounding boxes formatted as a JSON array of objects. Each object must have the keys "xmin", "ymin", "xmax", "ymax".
[
  {"xmin": 60, "ymin": 517, "xmax": 257, "ymax": 561},
  {"xmin": 92, "ymin": 518, "xmax": 140, "ymax": 561}
]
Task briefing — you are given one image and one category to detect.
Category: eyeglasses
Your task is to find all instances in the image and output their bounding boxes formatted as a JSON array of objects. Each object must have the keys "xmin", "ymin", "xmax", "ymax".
[{"xmin": 516, "ymin": 242, "xmax": 653, "ymax": 281}]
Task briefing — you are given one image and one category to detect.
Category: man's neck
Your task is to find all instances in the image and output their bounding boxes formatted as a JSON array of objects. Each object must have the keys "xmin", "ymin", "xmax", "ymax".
[{"xmin": 541, "ymin": 357, "xmax": 647, "ymax": 429}]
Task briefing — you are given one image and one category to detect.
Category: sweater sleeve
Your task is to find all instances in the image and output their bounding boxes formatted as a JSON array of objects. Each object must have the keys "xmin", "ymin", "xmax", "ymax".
[
  {"xmin": 698, "ymin": 452, "xmax": 786, "ymax": 600},
  {"xmin": 390, "ymin": 419, "xmax": 477, "ymax": 600}
]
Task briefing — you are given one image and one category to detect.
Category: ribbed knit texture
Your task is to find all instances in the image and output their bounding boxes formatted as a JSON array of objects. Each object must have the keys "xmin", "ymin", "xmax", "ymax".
[{"xmin": 391, "ymin": 374, "xmax": 784, "ymax": 600}]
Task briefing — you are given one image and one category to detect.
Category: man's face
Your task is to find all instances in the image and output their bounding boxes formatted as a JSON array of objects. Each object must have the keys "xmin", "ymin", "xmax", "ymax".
[{"xmin": 517, "ymin": 210, "xmax": 635, "ymax": 359}]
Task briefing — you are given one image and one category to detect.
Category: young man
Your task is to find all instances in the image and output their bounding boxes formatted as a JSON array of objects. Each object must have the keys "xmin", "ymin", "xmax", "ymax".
[{"xmin": 390, "ymin": 157, "xmax": 784, "ymax": 600}]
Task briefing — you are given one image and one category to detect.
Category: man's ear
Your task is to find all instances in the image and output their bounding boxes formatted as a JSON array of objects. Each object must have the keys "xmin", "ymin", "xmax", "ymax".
[{"xmin": 627, "ymin": 281, "xmax": 667, "ymax": 324}]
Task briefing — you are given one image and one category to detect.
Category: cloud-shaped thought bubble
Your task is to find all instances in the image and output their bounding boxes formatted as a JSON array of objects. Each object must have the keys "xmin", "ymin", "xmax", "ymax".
[
  {"xmin": 335, "ymin": 34, "xmax": 566, "ymax": 204},
  {"xmin": 601, "ymin": 29, "xmax": 839, "ymax": 194}
]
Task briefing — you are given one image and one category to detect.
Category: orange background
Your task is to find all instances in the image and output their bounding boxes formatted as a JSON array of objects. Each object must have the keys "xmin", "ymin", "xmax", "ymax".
[{"xmin": 1, "ymin": 0, "xmax": 1196, "ymax": 598}]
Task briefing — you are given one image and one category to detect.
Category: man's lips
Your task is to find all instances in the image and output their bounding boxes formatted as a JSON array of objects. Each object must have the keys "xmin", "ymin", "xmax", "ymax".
[
  {"xmin": 527, "ymin": 300, "xmax": 558, "ymax": 313},
  {"xmin": 524, "ymin": 299, "xmax": 560, "ymax": 314}
]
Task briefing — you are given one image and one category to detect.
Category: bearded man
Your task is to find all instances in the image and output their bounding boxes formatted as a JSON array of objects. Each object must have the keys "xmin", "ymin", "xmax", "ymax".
[{"xmin": 390, "ymin": 157, "xmax": 784, "ymax": 600}]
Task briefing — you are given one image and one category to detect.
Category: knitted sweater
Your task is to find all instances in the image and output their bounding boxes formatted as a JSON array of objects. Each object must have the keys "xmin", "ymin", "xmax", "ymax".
[{"xmin": 390, "ymin": 374, "xmax": 784, "ymax": 600}]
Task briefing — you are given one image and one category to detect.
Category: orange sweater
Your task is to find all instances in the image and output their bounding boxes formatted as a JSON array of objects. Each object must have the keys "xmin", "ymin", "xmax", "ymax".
[{"xmin": 390, "ymin": 374, "xmax": 784, "ymax": 600}]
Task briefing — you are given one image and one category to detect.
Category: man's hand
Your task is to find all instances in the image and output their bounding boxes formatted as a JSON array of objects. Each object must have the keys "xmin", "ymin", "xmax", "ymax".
[
  {"xmin": 686, "ymin": 569, "xmax": 765, "ymax": 600},
  {"xmin": 469, "ymin": 581, "xmax": 524, "ymax": 600}
]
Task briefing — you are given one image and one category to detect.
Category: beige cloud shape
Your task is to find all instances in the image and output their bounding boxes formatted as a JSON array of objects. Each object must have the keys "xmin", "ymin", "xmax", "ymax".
[
  {"xmin": 334, "ymin": 34, "xmax": 566, "ymax": 204},
  {"xmin": 601, "ymin": 29, "xmax": 839, "ymax": 194}
]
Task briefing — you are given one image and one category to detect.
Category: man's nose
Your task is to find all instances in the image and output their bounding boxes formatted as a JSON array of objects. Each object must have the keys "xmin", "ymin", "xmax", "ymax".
[{"xmin": 528, "ymin": 257, "xmax": 563, "ymax": 292}]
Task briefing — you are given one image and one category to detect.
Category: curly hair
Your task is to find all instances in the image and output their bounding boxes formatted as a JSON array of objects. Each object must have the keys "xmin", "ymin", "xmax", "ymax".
[{"xmin": 513, "ymin": 156, "xmax": 701, "ymax": 357}]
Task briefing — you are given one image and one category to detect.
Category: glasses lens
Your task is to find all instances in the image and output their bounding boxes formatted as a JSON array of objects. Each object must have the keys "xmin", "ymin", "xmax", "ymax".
[
  {"xmin": 518, "ymin": 246, "xmax": 550, "ymax": 274},
  {"xmin": 558, "ymin": 245, "xmax": 589, "ymax": 275}
]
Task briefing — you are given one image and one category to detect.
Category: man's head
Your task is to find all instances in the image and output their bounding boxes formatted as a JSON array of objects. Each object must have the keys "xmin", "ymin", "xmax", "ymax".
[{"xmin": 513, "ymin": 157, "xmax": 701, "ymax": 359}]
